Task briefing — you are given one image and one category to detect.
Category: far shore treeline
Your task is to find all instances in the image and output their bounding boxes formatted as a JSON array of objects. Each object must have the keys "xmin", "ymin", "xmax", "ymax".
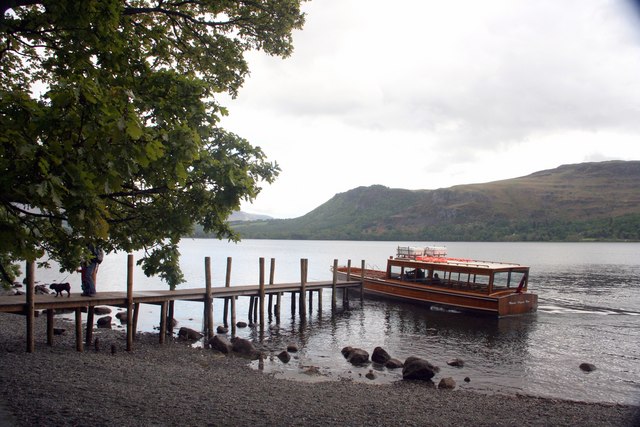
[{"xmin": 195, "ymin": 161, "xmax": 640, "ymax": 242}]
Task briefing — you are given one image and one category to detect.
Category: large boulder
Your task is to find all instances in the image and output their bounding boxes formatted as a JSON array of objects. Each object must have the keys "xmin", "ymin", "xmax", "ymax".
[
  {"xmin": 115, "ymin": 311, "xmax": 128, "ymax": 323},
  {"xmin": 371, "ymin": 347, "xmax": 391, "ymax": 364},
  {"xmin": 178, "ymin": 327, "xmax": 203, "ymax": 341},
  {"xmin": 402, "ymin": 357, "xmax": 439, "ymax": 381},
  {"xmin": 208, "ymin": 335, "xmax": 232, "ymax": 354},
  {"xmin": 231, "ymin": 337, "xmax": 259, "ymax": 359},
  {"xmin": 341, "ymin": 346, "xmax": 353, "ymax": 358},
  {"xmin": 96, "ymin": 316, "xmax": 112, "ymax": 329}
]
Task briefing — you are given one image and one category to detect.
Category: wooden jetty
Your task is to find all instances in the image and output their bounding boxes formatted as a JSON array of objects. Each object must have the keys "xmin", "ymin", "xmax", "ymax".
[{"xmin": 0, "ymin": 255, "xmax": 363, "ymax": 353}]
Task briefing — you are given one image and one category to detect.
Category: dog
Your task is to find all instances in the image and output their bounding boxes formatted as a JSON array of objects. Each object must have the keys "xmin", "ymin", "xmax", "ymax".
[{"xmin": 49, "ymin": 282, "xmax": 71, "ymax": 297}]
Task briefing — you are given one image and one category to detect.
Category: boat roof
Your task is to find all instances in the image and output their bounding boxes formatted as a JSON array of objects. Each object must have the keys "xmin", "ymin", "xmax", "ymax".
[{"xmin": 390, "ymin": 256, "xmax": 529, "ymax": 272}]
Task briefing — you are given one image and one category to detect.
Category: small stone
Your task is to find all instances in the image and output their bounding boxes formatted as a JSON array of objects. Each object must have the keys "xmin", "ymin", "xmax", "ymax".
[
  {"xmin": 96, "ymin": 316, "xmax": 112, "ymax": 329},
  {"xmin": 286, "ymin": 343, "xmax": 298, "ymax": 353},
  {"xmin": 53, "ymin": 328, "xmax": 66, "ymax": 335},
  {"xmin": 236, "ymin": 321, "xmax": 248, "ymax": 328},
  {"xmin": 438, "ymin": 377, "xmax": 456, "ymax": 389},
  {"xmin": 464, "ymin": 377, "xmax": 471, "ymax": 382},
  {"xmin": 365, "ymin": 370, "xmax": 376, "ymax": 380},
  {"xmin": 216, "ymin": 325, "xmax": 229, "ymax": 334},
  {"xmin": 447, "ymin": 358, "xmax": 465, "ymax": 367}
]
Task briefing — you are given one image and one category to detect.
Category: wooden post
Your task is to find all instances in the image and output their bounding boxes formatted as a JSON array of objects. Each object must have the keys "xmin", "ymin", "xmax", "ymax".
[
  {"xmin": 126, "ymin": 254, "xmax": 134, "ymax": 351},
  {"xmin": 75, "ymin": 308, "xmax": 83, "ymax": 352},
  {"xmin": 204, "ymin": 257, "xmax": 213, "ymax": 338},
  {"xmin": 223, "ymin": 297, "xmax": 229, "ymax": 328},
  {"xmin": 259, "ymin": 257, "xmax": 265, "ymax": 327},
  {"xmin": 85, "ymin": 306, "xmax": 95, "ymax": 346},
  {"xmin": 26, "ymin": 260, "xmax": 35, "ymax": 353},
  {"xmin": 248, "ymin": 297, "xmax": 254, "ymax": 324},
  {"xmin": 132, "ymin": 303, "xmax": 140, "ymax": 339},
  {"xmin": 318, "ymin": 289, "xmax": 323, "ymax": 313},
  {"xmin": 332, "ymin": 259, "xmax": 338, "ymax": 311},
  {"xmin": 344, "ymin": 259, "xmax": 352, "ymax": 304},
  {"xmin": 46, "ymin": 309, "xmax": 54, "ymax": 346},
  {"xmin": 159, "ymin": 301, "xmax": 168, "ymax": 344},
  {"xmin": 299, "ymin": 258, "xmax": 307, "ymax": 319},
  {"xmin": 268, "ymin": 258, "xmax": 275, "ymax": 319},
  {"xmin": 167, "ymin": 301, "xmax": 175, "ymax": 334},
  {"xmin": 360, "ymin": 259, "xmax": 365, "ymax": 302},
  {"xmin": 226, "ymin": 257, "xmax": 236, "ymax": 336},
  {"xmin": 290, "ymin": 292, "xmax": 296, "ymax": 315}
]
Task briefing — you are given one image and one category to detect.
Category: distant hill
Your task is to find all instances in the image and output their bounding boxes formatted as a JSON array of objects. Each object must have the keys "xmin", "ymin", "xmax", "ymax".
[
  {"xmin": 232, "ymin": 161, "xmax": 640, "ymax": 241},
  {"xmin": 229, "ymin": 211, "xmax": 272, "ymax": 222}
]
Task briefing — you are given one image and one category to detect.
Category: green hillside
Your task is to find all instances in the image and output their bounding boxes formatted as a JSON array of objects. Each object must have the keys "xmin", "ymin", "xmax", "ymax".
[{"xmin": 231, "ymin": 161, "xmax": 640, "ymax": 241}]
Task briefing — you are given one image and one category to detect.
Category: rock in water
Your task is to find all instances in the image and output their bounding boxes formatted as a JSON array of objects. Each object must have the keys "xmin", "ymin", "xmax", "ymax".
[
  {"xmin": 231, "ymin": 337, "xmax": 258, "ymax": 359},
  {"xmin": 402, "ymin": 357, "xmax": 439, "ymax": 381},
  {"xmin": 277, "ymin": 351, "xmax": 291, "ymax": 363},
  {"xmin": 385, "ymin": 358, "xmax": 403, "ymax": 369},
  {"xmin": 371, "ymin": 346, "xmax": 391, "ymax": 364},
  {"xmin": 579, "ymin": 363, "xmax": 596, "ymax": 372},
  {"xmin": 347, "ymin": 348, "xmax": 370, "ymax": 365},
  {"xmin": 216, "ymin": 325, "xmax": 229, "ymax": 334},
  {"xmin": 447, "ymin": 358, "xmax": 465, "ymax": 367}
]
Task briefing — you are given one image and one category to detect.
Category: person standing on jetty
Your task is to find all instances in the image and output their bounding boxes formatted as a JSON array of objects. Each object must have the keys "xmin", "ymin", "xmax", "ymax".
[{"xmin": 80, "ymin": 244, "xmax": 104, "ymax": 297}]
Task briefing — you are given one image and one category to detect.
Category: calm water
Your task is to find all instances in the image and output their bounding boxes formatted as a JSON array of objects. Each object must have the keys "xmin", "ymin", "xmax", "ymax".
[{"xmin": 27, "ymin": 240, "xmax": 640, "ymax": 405}]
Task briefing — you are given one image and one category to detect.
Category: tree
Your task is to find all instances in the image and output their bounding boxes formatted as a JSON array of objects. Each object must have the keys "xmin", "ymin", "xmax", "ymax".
[{"xmin": 0, "ymin": 0, "xmax": 305, "ymax": 288}]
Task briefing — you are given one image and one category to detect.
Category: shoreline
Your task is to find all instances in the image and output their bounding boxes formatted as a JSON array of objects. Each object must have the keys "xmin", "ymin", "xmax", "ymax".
[{"xmin": 0, "ymin": 313, "xmax": 637, "ymax": 426}]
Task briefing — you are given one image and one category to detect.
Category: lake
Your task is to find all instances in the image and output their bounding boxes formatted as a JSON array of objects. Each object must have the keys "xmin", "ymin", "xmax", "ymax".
[{"xmin": 27, "ymin": 240, "xmax": 640, "ymax": 406}]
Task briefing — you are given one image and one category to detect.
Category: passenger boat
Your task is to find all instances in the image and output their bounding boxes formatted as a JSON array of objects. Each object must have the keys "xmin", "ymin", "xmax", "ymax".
[{"xmin": 335, "ymin": 246, "xmax": 537, "ymax": 317}]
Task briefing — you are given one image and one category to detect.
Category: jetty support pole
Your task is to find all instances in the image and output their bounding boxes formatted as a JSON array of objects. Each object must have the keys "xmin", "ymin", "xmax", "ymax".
[
  {"xmin": 344, "ymin": 260, "xmax": 352, "ymax": 304},
  {"xmin": 226, "ymin": 257, "xmax": 236, "ymax": 336},
  {"xmin": 159, "ymin": 301, "xmax": 168, "ymax": 344},
  {"xmin": 75, "ymin": 308, "xmax": 83, "ymax": 352},
  {"xmin": 26, "ymin": 260, "xmax": 35, "ymax": 353},
  {"xmin": 248, "ymin": 296, "xmax": 254, "ymax": 324},
  {"xmin": 46, "ymin": 309, "xmax": 54, "ymax": 346},
  {"xmin": 126, "ymin": 254, "xmax": 134, "ymax": 351},
  {"xmin": 299, "ymin": 259, "xmax": 307, "ymax": 319},
  {"xmin": 204, "ymin": 257, "xmax": 213, "ymax": 339},
  {"xmin": 86, "ymin": 307, "xmax": 95, "ymax": 346},
  {"xmin": 332, "ymin": 260, "xmax": 338, "ymax": 310},
  {"xmin": 259, "ymin": 257, "xmax": 265, "ymax": 327},
  {"xmin": 360, "ymin": 260, "xmax": 365, "ymax": 302},
  {"xmin": 268, "ymin": 258, "xmax": 275, "ymax": 320}
]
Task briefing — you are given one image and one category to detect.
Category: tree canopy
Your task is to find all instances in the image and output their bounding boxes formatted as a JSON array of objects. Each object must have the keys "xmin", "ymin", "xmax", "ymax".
[{"xmin": 0, "ymin": 0, "xmax": 305, "ymax": 288}]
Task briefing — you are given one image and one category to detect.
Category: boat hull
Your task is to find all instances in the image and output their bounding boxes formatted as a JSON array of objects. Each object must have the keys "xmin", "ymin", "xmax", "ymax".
[{"xmin": 338, "ymin": 273, "xmax": 537, "ymax": 317}]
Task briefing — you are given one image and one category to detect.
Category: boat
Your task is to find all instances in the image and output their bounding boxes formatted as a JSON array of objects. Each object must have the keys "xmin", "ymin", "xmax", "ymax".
[{"xmin": 335, "ymin": 246, "xmax": 538, "ymax": 317}]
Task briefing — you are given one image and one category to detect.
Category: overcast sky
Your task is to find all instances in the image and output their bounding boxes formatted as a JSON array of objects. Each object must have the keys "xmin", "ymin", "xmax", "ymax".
[{"xmin": 220, "ymin": 0, "xmax": 640, "ymax": 219}]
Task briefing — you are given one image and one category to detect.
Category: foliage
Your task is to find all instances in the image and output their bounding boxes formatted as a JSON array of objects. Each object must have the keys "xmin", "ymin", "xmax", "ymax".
[{"xmin": 0, "ymin": 0, "xmax": 305, "ymax": 288}]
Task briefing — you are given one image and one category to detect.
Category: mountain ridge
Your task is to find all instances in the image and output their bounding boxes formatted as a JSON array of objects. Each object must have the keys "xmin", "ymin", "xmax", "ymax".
[{"xmin": 230, "ymin": 160, "xmax": 640, "ymax": 241}]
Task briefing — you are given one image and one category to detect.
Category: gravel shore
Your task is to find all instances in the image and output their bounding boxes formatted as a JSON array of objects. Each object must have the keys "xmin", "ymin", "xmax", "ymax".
[{"xmin": 0, "ymin": 312, "xmax": 637, "ymax": 426}]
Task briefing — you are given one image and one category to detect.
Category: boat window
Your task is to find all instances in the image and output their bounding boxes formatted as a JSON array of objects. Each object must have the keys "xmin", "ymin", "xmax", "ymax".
[{"xmin": 493, "ymin": 271, "xmax": 526, "ymax": 290}]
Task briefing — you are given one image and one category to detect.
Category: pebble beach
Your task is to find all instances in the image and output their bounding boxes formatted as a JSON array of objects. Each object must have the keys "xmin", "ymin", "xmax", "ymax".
[{"xmin": 0, "ymin": 312, "xmax": 637, "ymax": 427}]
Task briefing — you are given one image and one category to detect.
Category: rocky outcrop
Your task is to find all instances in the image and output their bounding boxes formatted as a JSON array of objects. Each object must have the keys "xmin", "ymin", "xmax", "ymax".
[{"xmin": 402, "ymin": 357, "xmax": 439, "ymax": 381}]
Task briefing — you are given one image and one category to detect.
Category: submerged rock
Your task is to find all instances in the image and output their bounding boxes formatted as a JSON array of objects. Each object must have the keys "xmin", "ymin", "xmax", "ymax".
[
  {"xmin": 447, "ymin": 358, "xmax": 465, "ymax": 367},
  {"xmin": 347, "ymin": 348, "xmax": 370, "ymax": 365},
  {"xmin": 277, "ymin": 351, "xmax": 291, "ymax": 363},
  {"xmin": 231, "ymin": 337, "xmax": 259, "ymax": 359},
  {"xmin": 216, "ymin": 325, "xmax": 229, "ymax": 334},
  {"xmin": 385, "ymin": 358, "xmax": 403, "ymax": 369}
]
